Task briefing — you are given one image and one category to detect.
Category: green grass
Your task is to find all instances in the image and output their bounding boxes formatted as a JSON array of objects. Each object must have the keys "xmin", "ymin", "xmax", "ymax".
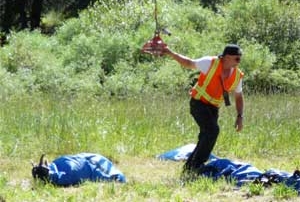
[{"xmin": 0, "ymin": 93, "xmax": 299, "ymax": 201}]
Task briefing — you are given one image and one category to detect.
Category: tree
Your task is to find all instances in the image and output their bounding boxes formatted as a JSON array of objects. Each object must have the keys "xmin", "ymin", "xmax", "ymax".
[
  {"xmin": 1, "ymin": 0, "xmax": 14, "ymax": 33},
  {"xmin": 16, "ymin": 0, "xmax": 28, "ymax": 29},
  {"xmin": 0, "ymin": 0, "xmax": 96, "ymax": 34},
  {"xmin": 30, "ymin": 0, "xmax": 43, "ymax": 29}
]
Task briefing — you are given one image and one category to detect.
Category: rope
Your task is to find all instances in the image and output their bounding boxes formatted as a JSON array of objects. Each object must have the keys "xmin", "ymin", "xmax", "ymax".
[{"xmin": 154, "ymin": 0, "xmax": 159, "ymax": 33}]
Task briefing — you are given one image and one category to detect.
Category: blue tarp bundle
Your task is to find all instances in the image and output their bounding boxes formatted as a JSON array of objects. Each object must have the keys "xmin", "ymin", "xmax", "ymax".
[
  {"xmin": 48, "ymin": 153, "xmax": 126, "ymax": 186},
  {"xmin": 157, "ymin": 143, "xmax": 217, "ymax": 161},
  {"xmin": 157, "ymin": 144, "xmax": 300, "ymax": 193}
]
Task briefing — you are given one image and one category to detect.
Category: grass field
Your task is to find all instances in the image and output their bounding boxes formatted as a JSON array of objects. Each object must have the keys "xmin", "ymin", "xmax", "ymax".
[{"xmin": 0, "ymin": 93, "xmax": 299, "ymax": 201}]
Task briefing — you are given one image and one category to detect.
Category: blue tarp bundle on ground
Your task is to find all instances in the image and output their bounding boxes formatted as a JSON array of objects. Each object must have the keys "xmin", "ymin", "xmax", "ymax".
[
  {"xmin": 157, "ymin": 144, "xmax": 300, "ymax": 193},
  {"xmin": 157, "ymin": 143, "xmax": 218, "ymax": 161},
  {"xmin": 48, "ymin": 153, "xmax": 126, "ymax": 186}
]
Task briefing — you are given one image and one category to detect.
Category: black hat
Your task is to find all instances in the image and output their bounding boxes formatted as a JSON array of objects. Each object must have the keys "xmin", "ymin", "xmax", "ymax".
[{"xmin": 219, "ymin": 44, "xmax": 242, "ymax": 57}]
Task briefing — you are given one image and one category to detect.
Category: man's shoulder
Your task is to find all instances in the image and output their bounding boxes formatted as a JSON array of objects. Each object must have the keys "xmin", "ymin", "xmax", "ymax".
[
  {"xmin": 194, "ymin": 56, "xmax": 217, "ymax": 65},
  {"xmin": 198, "ymin": 56, "xmax": 217, "ymax": 61},
  {"xmin": 194, "ymin": 56, "xmax": 218, "ymax": 73}
]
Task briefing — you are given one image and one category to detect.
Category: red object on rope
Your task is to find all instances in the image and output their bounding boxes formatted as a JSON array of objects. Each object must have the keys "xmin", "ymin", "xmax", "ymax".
[
  {"xmin": 141, "ymin": 31, "xmax": 167, "ymax": 56},
  {"xmin": 141, "ymin": 0, "xmax": 168, "ymax": 57}
]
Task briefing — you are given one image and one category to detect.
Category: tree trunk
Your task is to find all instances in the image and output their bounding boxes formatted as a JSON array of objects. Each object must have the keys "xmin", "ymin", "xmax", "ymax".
[
  {"xmin": 30, "ymin": 0, "xmax": 43, "ymax": 30},
  {"xmin": 2, "ymin": 0, "xmax": 14, "ymax": 33},
  {"xmin": 16, "ymin": 0, "xmax": 28, "ymax": 29}
]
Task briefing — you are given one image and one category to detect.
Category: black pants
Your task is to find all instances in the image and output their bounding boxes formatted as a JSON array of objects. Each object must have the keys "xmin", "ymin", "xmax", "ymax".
[{"xmin": 183, "ymin": 98, "xmax": 220, "ymax": 172}]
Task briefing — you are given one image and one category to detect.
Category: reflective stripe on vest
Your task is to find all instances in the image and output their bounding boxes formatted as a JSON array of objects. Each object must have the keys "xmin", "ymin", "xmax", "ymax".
[
  {"xmin": 193, "ymin": 59, "xmax": 222, "ymax": 106},
  {"xmin": 192, "ymin": 58, "xmax": 242, "ymax": 107},
  {"xmin": 228, "ymin": 69, "xmax": 241, "ymax": 91}
]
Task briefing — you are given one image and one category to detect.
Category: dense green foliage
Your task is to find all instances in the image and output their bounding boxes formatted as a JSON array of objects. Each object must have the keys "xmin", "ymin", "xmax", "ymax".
[{"xmin": 0, "ymin": 0, "xmax": 300, "ymax": 97}]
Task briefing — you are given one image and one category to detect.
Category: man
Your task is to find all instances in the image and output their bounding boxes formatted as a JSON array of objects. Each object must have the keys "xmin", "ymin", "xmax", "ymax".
[{"xmin": 162, "ymin": 44, "xmax": 244, "ymax": 177}]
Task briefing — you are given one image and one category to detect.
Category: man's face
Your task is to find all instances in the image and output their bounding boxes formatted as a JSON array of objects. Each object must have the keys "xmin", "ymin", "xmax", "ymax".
[{"xmin": 224, "ymin": 54, "xmax": 241, "ymax": 67}]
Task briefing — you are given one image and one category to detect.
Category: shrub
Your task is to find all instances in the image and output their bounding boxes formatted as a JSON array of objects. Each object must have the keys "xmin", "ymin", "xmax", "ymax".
[
  {"xmin": 0, "ymin": 30, "xmax": 58, "ymax": 73},
  {"xmin": 1, "ymin": 0, "xmax": 300, "ymax": 96},
  {"xmin": 103, "ymin": 60, "xmax": 147, "ymax": 97},
  {"xmin": 58, "ymin": 33, "xmax": 103, "ymax": 73},
  {"xmin": 147, "ymin": 60, "xmax": 191, "ymax": 94},
  {"xmin": 0, "ymin": 30, "xmax": 67, "ymax": 94},
  {"xmin": 41, "ymin": 10, "xmax": 64, "ymax": 34},
  {"xmin": 222, "ymin": 0, "xmax": 300, "ymax": 70},
  {"xmin": 55, "ymin": 18, "xmax": 83, "ymax": 44},
  {"xmin": 0, "ymin": 68, "xmax": 26, "ymax": 97}
]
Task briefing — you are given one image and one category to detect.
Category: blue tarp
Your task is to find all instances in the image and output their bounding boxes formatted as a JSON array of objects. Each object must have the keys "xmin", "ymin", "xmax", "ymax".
[
  {"xmin": 157, "ymin": 144, "xmax": 300, "ymax": 193},
  {"xmin": 157, "ymin": 143, "xmax": 217, "ymax": 161},
  {"xmin": 48, "ymin": 153, "xmax": 126, "ymax": 186}
]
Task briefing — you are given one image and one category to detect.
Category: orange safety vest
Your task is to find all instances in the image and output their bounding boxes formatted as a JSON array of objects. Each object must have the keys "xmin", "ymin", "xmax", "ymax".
[{"xmin": 190, "ymin": 58, "xmax": 244, "ymax": 107}]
